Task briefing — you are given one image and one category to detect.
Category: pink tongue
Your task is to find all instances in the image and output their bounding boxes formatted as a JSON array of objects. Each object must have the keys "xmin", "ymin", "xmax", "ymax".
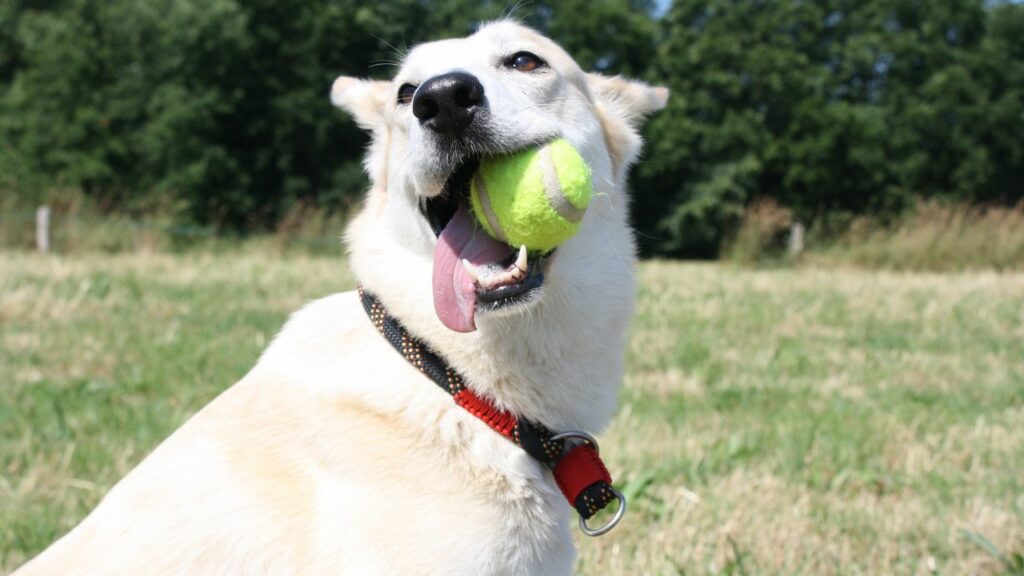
[{"xmin": 433, "ymin": 204, "xmax": 512, "ymax": 332}]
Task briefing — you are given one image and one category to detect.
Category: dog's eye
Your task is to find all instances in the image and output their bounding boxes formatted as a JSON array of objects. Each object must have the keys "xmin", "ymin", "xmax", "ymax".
[
  {"xmin": 397, "ymin": 83, "xmax": 417, "ymax": 105},
  {"xmin": 504, "ymin": 52, "xmax": 546, "ymax": 72}
]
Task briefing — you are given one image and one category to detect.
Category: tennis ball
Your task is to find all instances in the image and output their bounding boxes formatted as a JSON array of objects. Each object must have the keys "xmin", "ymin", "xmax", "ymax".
[{"xmin": 470, "ymin": 138, "xmax": 593, "ymax": 253}]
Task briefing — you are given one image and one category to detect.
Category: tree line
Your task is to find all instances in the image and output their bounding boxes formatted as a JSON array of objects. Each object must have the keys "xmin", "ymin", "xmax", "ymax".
[{"xmin": 2, "ymin": 0, "xmax": 1022, "ymax": 257}]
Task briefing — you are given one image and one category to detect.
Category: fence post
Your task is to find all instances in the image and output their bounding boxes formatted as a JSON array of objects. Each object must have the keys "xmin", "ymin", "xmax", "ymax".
[
  {"xmin": 36, "ymin": 205, "xmax": 51, "ymax": 253},
  {"xmin": 788, "ymin": 222, "xmax": 804, "ymax": 257}
]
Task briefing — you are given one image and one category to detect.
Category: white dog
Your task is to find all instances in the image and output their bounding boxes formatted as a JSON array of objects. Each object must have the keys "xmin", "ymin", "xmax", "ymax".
[{"xmin": 14, "ymin": 21, "xmax": 665, "ymax": 575}]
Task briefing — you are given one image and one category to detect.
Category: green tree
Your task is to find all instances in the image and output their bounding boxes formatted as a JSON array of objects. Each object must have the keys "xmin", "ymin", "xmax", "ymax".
[
  {"xmin": 636, "ymin": 0, "xmax": 1024, "ymax": 257},
  {"xmin": 979, "ymin": 2, "xmax": 1024, "ymax": 203},
  {"xmin": 636, "ymin": 0, "xmax": 827, "ymax": 256},
  {"xmin": 2, "ymin": 0, "xmax": 251, "ymax": 213},
  {"xmin": 1, "ymin": 0, "xmax": 476, "ymax": 225},
  {"xmin": 3, "ymin": 0, "xmax": 1021, "ymax": 253}
]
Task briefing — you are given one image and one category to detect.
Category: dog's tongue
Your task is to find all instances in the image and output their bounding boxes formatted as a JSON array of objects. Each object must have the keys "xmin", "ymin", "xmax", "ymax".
[{"xmin": 433, "ymin": 204, "xmax": 510, "ymax": 332}]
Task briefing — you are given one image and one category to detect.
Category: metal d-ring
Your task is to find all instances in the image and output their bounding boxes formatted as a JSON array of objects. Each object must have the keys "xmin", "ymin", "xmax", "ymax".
[
  {"xmin": 550, "ymin": 431, "xmax": 624, "ymax": 536},
  {"xmin": 579, "ymin": 487, "xmax": 626, "ymax": 537},
  {"xmin": 550, "ymin": 430, "xmax": 600, "ymax": 455}
]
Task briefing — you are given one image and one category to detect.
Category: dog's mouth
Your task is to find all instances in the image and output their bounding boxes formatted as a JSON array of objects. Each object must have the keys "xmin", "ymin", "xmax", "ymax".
[{"xmin": 424, "ymin": 156, "xmax": 551, "ymax": 333}]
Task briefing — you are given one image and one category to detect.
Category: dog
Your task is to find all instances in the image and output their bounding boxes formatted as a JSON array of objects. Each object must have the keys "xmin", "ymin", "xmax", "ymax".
[{"xmin": 13, "ymin": 20, "xmax": 666, "ymax": 575}]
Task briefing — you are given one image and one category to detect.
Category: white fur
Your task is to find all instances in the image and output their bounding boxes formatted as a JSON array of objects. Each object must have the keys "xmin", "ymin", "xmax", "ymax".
[{"xmin": 14, "ymin": 21, "xmax": 665, "ymax": 576}]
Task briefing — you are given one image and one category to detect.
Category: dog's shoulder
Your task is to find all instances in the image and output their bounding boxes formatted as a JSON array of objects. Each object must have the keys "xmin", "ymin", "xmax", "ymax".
[
  {"xmin": 259, "ymin": 290, "xmax": 369, "ymax": 367},
  {"xmin": 252, "ymin": 290, "xmax": 399, "ymax": 395}
]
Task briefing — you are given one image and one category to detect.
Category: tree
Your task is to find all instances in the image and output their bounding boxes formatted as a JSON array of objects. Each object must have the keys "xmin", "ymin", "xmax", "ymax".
[
  {"xmin": 2, "ymin": 0, "xmax": 1021, "ymax": 252},
  {"xmin": 636, "ymin": 0, "xmax": 827, "ymax": 256},
  {"xmin": 634, "ymin": 0, "xmax": 1024, "ymax": 257},
  {"xmin": 0, "ymin": 0, "xmax": 478, "ymax": 225}
]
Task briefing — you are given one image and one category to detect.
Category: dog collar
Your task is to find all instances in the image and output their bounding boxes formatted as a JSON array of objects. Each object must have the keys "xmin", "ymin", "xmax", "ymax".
[{"xmin": 359, "ymin": 287, "xmax": 625, "ymax": 536}]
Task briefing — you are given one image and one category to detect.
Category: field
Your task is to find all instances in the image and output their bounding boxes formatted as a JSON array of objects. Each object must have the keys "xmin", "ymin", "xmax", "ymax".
[{"xmin": 1, "ymin": 250, "xmax": 1022, "ymax": 575}]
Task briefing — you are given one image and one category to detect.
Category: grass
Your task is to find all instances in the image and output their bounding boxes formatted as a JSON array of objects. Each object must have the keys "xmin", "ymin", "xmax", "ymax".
[
  {"xmin": 2, "ymin": 250, "xmax": 1022, "ymax": 575},
  {"xmin": 723, "ymin": 200, "xmax": 1024, "ymax": 272},
  {"xmin": 806, "ymin": 202, "xmax": 1024, "ymax": 272}
]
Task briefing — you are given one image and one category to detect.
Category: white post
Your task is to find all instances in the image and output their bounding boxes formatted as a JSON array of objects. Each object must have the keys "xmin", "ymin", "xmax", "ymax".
[
  {"xmin": 788, "ymin": 222, "xmax": 804, "ymax": 257},
  {"xmin": 36, "ymin": 205, "xmax": 51, "ymax": 253}
]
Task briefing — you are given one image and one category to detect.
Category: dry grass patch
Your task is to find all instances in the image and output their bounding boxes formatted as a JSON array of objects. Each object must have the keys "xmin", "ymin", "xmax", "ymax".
[{"xmin": 807, "ymin": 201, "xmax": 1024, "ymax": 272}]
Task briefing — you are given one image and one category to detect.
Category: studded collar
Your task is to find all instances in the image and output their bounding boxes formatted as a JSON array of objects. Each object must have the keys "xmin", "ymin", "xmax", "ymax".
[{"xmin": 358, "ymin": 287, "xmax": 626, "ymax": 535}]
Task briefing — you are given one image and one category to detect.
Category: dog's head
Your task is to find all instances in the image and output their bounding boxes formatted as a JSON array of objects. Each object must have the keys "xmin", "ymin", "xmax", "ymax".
[{"xmin": 333, "ymin": 21, "xmax": 665, "ymax": 342}]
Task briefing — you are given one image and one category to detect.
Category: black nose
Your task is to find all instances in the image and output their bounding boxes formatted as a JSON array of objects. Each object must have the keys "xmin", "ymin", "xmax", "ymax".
[{"xmin": 412, "ymin": 72, "xmax": 485, "ymax": 134}]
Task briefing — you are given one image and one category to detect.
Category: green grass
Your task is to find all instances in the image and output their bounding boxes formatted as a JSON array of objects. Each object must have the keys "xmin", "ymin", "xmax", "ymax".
[{"xmin": 2, "ymin": 252, "xmax": 1023, "ymax": 575}]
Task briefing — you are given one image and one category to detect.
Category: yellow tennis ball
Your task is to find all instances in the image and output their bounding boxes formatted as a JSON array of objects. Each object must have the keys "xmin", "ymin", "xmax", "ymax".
[{"xmin": 469, "ymin": 139, "xmax": 593, "ymax": 253}]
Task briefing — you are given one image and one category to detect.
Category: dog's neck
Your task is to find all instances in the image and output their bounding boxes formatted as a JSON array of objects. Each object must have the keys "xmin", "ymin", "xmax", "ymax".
[{"xmin": 345, "ymin": 184, "xmax": 635, "ymax": 433}]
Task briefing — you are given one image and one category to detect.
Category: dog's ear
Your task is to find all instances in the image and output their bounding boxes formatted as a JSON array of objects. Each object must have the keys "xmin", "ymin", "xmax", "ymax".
[
  {"xmin": 331, "ymin": 77, "xmax": 391, "ymax": 131},
  {"xmin": 586, "ymin": 73, "xmax": 668, "ymax": 127},
  {"xmin": 586, "ymin": 73, "xmax": 668, "ymax": 179}
]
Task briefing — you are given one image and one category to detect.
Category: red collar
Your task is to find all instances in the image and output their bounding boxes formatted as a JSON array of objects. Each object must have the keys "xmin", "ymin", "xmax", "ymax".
[{"xmin": 359, "ymin": 288, "xmax": 625, "ymax": 536}]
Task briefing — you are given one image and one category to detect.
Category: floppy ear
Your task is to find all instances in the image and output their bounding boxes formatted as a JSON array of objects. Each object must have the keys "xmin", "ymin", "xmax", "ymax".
[
  {"xmin": 586, "ymin": 74, "xmax": 668, "ymax": 179},
  {"xmin": 331, "ymin": 76, "xmax": 391, "ymax": 132}
]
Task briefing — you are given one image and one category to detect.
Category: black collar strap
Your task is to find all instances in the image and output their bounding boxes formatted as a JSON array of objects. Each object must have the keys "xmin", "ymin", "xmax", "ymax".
[{"xmin": 359, "ymin": 287, "xmax": 625, "ymax": 536}]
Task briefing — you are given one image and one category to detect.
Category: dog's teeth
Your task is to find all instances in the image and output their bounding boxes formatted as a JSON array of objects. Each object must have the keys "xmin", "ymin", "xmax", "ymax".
[
  {"xmin": 515, "ymin": 245, "xmax": 528, "ymax": 273},
  {"xmin": 461, "ymin": 259, "xmax": 479, "ymax": 283},
  {"xmin": 471, "ymin": 247, "xmax": 529, "ymax": 291}
]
